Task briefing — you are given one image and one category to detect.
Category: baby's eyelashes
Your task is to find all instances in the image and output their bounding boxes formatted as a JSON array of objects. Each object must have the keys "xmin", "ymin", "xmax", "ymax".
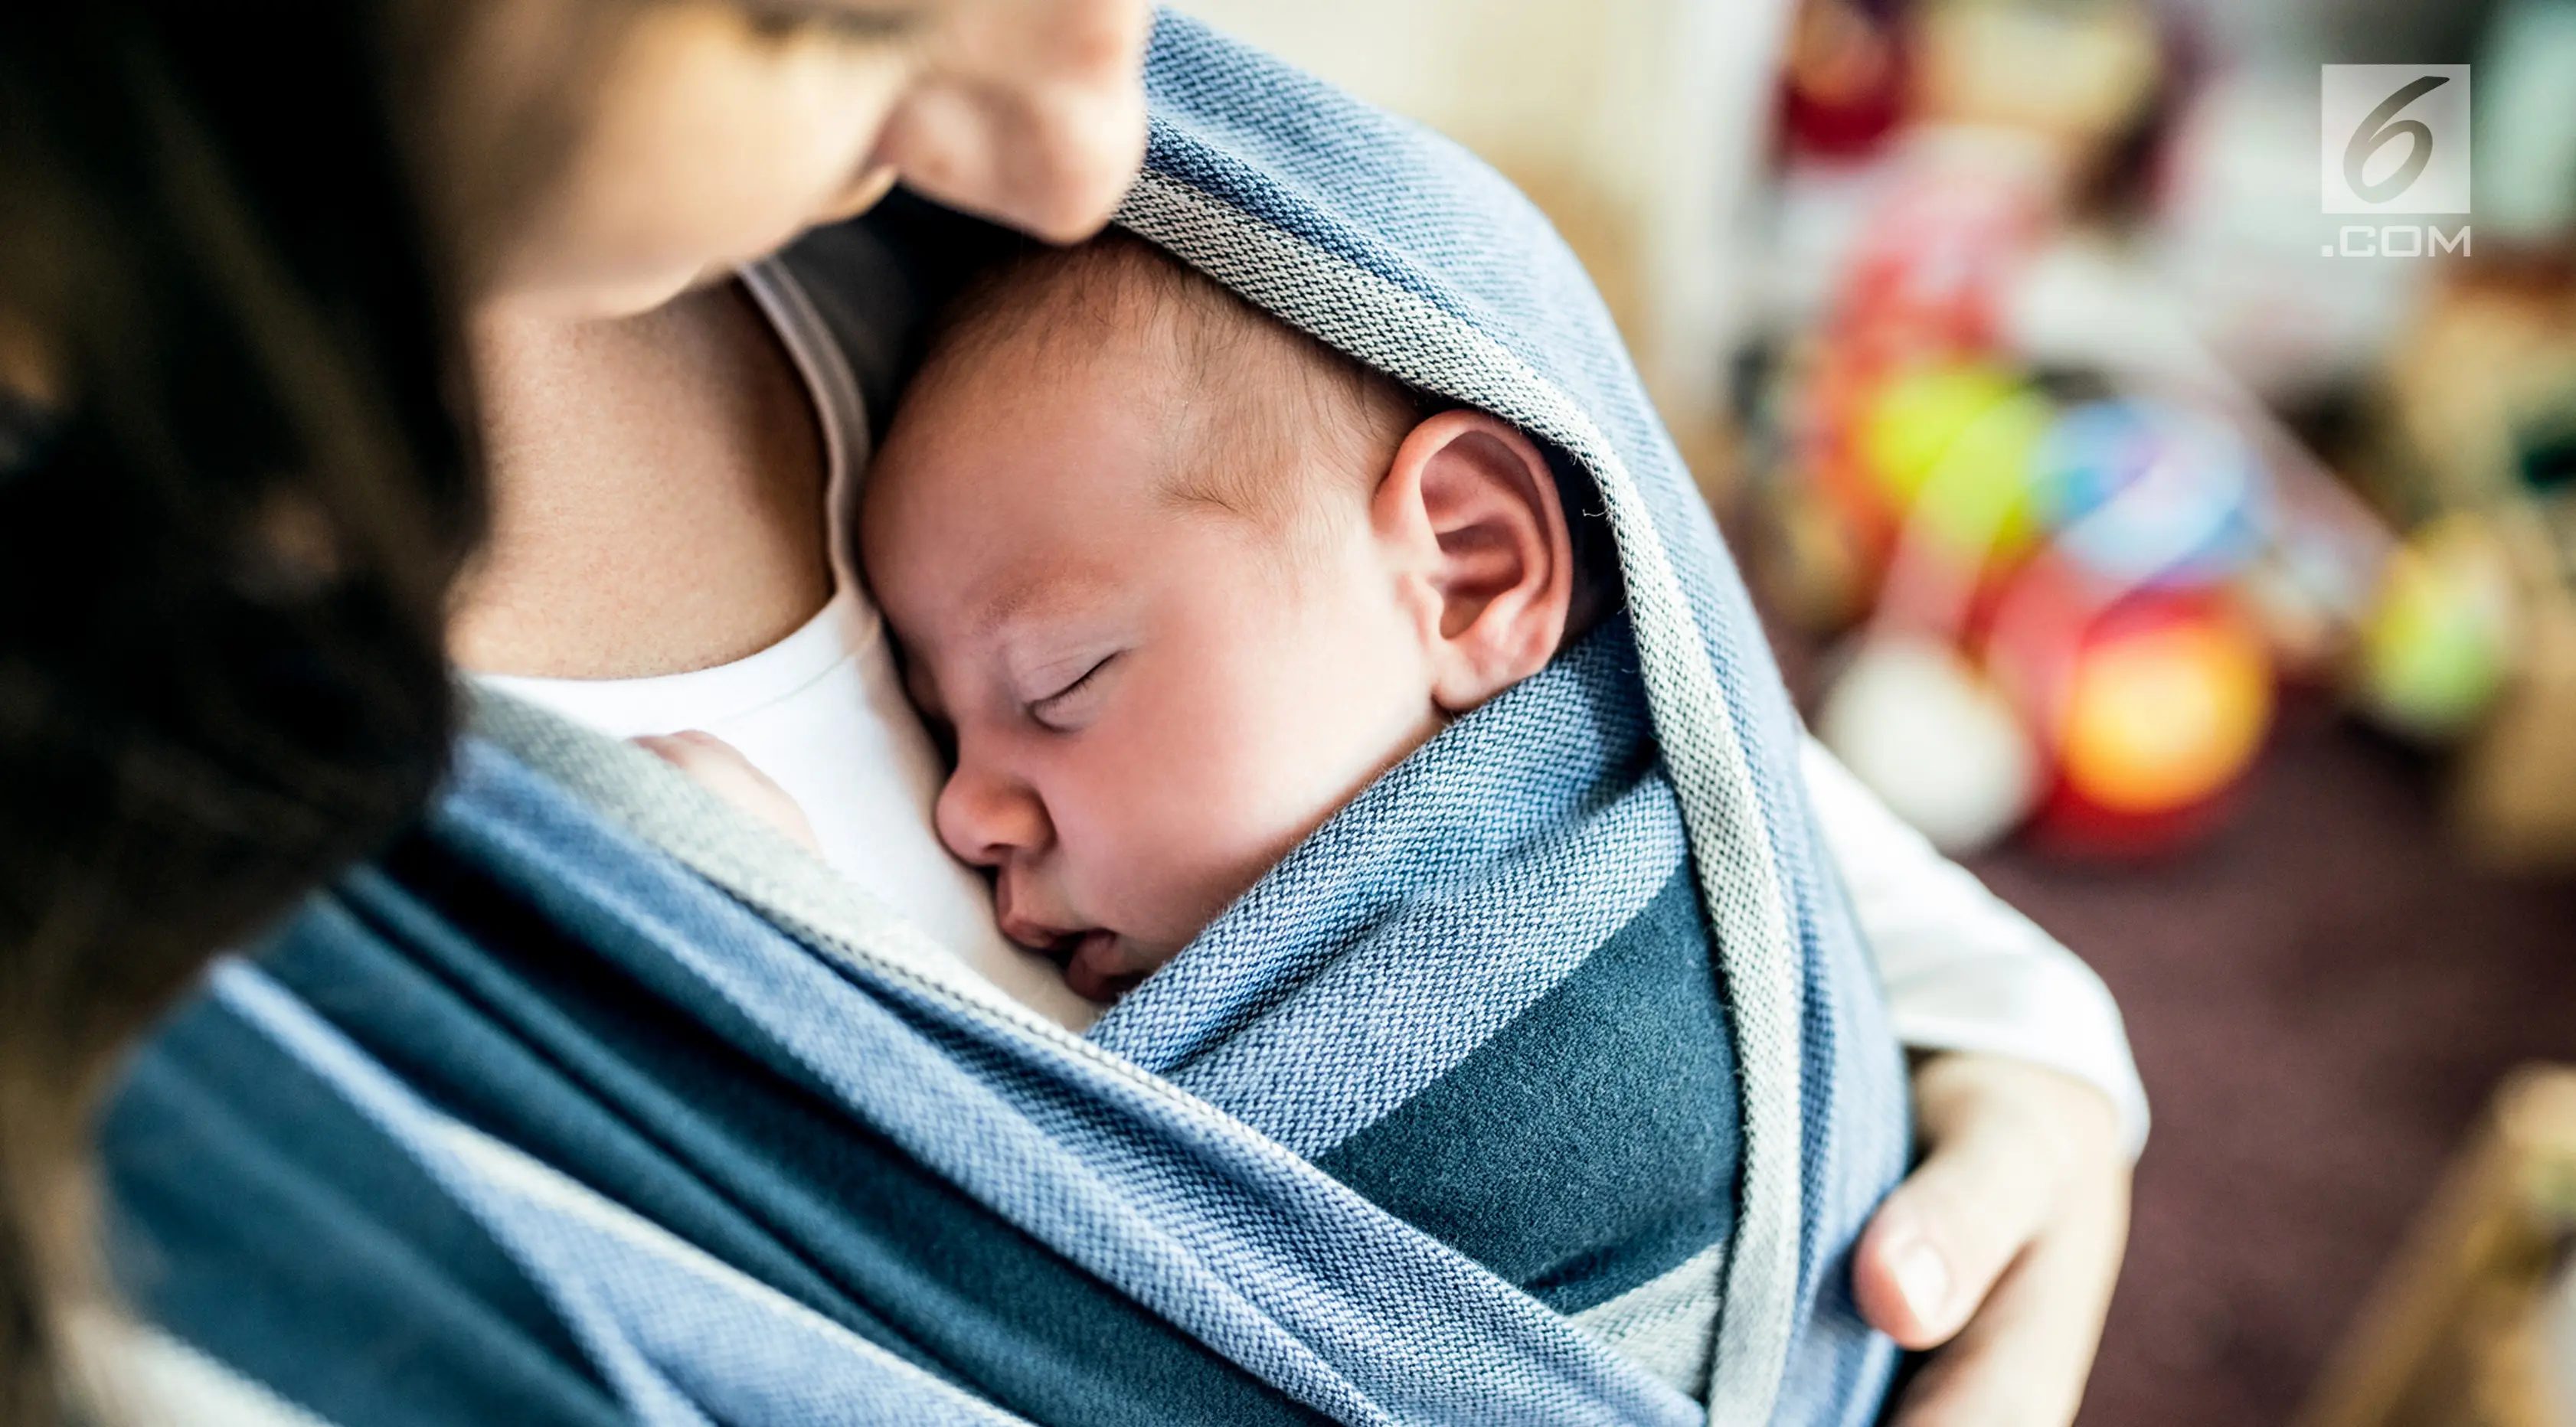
[{"xmin": 1027, "ymin": 651, "xmax": 1120, "ymax": 732}]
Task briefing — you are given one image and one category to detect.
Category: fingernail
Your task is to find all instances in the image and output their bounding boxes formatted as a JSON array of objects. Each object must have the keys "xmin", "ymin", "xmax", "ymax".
[{"xmin": 1891, "ymin": 1239, "xmax": 1951, "ymax": 1324}]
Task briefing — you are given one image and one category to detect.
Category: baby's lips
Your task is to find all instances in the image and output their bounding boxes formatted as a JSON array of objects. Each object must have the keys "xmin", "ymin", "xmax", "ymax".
[
  {"xmin": 993, "ymin": 896, "xmax": 1097, "ymax": 974},
  {"xmin": 990, "ymin": 880, "xmax": 1146, "ymax": 996},
  {"xmin": 1063, "ymin": 930, "xmax": 1153, "ymax": 1002},
  {"xmin": 991, "ymin": 884, "xmax": 1070, "ymax": 955}
]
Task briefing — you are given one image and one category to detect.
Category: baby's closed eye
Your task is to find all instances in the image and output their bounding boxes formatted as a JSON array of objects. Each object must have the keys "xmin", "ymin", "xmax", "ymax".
[{"xmin": 1028, "ymin": 651, "xmax": 1121, "ymax": 732}]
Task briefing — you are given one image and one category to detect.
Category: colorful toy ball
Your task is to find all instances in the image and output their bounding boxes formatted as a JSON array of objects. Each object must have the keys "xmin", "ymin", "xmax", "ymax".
[
  {"xmin": 1816, "ymin": 635, "xmax": 2042, "ymax": 854},
  {"xmin": 1855, "ymin": 361, "xmax": 2055, "ymax": 562},
  {"xmin": 2034, "ymin": 400, "xmax": 2270, "ymax": 590},
  {"xmin": 2053, "ymin": 599, "xmax": 2272, "ymax": 816},
  {"xmin": 2354, "ymin": 513, "xmax": 2519, "ymax": 742},
  {"xmin": 1997, "ymin": 594, "xmax": 2272, "ymax": 856}
]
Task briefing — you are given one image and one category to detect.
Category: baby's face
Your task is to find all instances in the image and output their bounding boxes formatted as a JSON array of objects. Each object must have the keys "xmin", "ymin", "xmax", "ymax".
[{"xmin": 861, "ymin": 331, "xmax": 1443, "ymax": 1001}]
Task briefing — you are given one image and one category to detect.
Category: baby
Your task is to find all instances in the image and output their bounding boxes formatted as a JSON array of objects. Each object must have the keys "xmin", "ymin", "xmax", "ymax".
[
  {"xmin": 662, "ymin": 232, "xmax": 1749, "ymax": 1396},
  {"xmin": 861, "ymin": 234, "xmax": 1622, "ymax": 1001}
]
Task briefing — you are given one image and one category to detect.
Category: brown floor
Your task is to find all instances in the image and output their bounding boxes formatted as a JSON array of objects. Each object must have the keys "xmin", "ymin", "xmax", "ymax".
[{"xmin": 1957, "ymin": 698, "xmax": 2576, "ymax": 1425}]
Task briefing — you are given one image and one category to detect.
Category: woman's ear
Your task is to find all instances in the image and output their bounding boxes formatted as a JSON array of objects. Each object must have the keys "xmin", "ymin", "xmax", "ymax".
[{"xmin": 1371, "ymin": 409, "xmax": 1574, "ymax": 714}]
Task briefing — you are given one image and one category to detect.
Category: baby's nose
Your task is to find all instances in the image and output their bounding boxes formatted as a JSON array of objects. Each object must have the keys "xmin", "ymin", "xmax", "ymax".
[{"xmin": 934, "ymin": 760, "xmax": 1053, "ymax": 869}]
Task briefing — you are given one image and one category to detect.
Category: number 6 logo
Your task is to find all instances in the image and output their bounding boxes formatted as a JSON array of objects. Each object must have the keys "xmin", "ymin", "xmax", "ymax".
[
  {"xmin": 2322, "ymin": 65, "xmax": 2470, "ymax": 214},
  {"xmin": 2345, "ymin": 75, "xmax": 2448, "ymax": 202}
]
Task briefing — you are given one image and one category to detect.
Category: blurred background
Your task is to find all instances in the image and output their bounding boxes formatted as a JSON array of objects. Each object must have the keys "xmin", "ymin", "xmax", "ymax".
[{"xmin": 1176, "ymin": 2, "xmax": 2576, "ymax": 1423}]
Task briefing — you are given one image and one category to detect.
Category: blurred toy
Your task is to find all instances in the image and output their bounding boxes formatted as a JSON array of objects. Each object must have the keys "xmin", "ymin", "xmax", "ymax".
[
  {"xmin": 1855, "ymin": 361, "xmax": 2053, "ymax": 560},
  {"xmin": 1812, "ymin": 391, "xmax": 2050, "ymax": 854},
  {"xmin": 1754, "ymin": 0, "xmax": 2409, "ymax": 859},
  {"xmin": 1780, "ymin": 0, "xmax": 1908, "ymax": 161},
  {"xmin": 2232, "ymin": 436, "xmax": 2399, "ymax": 681},
  {"xmin": 2035, "ymin": 398, "xmax": 2267, "ymax": 589},
  {"xmin": 1904, "ymin": 0, "xmax": 2162, "ymax": 177},
  {"xmin": 2355, "ymin": 513, "xmax": 2521, "ymax": 742},
  {"xmin": 2056, "ymin": 599, "xmax": 2271, "ymax": 810},
  {"xmin": 2013, "ymin": 591, "xmax": 2274, "ymax": 852},
  {"xmin": 1826, "ymin": 142, "xmax": 2054, "ymax": 364},
  {"xmin": 1816, "ymin": 538, "xmax": 2277, "ymax": 857},
  {"xmin": 1813, "ymin": 377, "xmax": 2283, "ymax": 854},
  {"xmin": 2349, "ymin": 263, "xmax": 2576, "ymax": 866},
  {"xmin": 1816, "ymin": 635, "xmax": 2042, "ymax": 851},
  {"xmin": 2377, "ymin": 269, "xmax": 2576, "ymax": 520}
]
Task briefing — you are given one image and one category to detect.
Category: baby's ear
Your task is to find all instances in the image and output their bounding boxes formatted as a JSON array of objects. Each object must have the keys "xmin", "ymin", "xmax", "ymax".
[{"xmin": 1373, "ymin": 409, "xmax": 1574, "ymax": 714}]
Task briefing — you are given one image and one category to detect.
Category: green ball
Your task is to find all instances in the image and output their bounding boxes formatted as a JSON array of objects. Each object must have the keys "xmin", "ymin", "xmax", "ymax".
[
  {"xmin": 2359, "ymin": 516, "xmax": 2517, "ymax": 740},
  {"xmin": 1858, "ymin": 362, "xmax": 2053, "ymax": 561}
]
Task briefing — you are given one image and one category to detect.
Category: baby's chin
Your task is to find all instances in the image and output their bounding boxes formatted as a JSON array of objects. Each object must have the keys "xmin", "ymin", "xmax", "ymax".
[{"xmin": 1061, "ymin": 929, "xmax": 1180, "ymax": 1004}]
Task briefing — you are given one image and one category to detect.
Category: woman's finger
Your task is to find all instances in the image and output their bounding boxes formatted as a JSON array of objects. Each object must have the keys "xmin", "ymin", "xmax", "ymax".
[
  {"xmin": 1852, "ymin": 1120, "xmax": 2052, "ymax": 1344},
  {"xmin": 635, "ymin": 731, "xmax": 825, "ymax": 853},
  {"xmin": 1852, "ymin": 1055, "xmax": 2123, "ymax": 1347},
  {"xmin": 1882, "ymin": 1141, "xmax": 2130, "ymax": 1427}
]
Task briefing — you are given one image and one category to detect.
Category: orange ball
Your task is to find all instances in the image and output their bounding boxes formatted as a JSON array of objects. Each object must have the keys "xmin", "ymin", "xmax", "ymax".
[{"xmin": 2057, "ymin": 607, "xmax": 2272, "ymax": 815}]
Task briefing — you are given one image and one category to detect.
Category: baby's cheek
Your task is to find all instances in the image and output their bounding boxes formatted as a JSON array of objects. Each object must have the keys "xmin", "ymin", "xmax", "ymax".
[
  {"xmin": 1108, "ymin": 756, "xmax": 1285, "ymax": 939},
  {"xmin": 1077, "ymin": 572, "xmax": 1421, "ymax": 945},
  {"xmin": 1077, "ymin": 693, "xmax": 1306, "ymax": 942}
]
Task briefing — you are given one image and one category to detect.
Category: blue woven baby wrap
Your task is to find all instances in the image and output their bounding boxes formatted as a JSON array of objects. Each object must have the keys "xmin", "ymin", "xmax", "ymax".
[
  {"xmin": 1092, "ymin": 618, "xmax": 1744, "ymax": 1367},
  {"xmin": 98, "ymin": 12, "xmax": 1909, "ymax": 1425}
]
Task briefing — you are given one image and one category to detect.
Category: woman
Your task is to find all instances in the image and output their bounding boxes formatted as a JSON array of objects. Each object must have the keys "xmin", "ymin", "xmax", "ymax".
[{"xmin": 0, "ymin": 0, "xmax": 2129, "ymax": 1422}]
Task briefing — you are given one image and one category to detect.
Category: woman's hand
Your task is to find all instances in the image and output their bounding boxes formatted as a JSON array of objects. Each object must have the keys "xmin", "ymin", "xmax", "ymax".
[
  {"xmin": 1852, "ymin": 1052, "xmax": 2132, "ymax": 1427},
  {"xmin": 635, "ymin": 731, "xmax": 825, "ymax": 855}
]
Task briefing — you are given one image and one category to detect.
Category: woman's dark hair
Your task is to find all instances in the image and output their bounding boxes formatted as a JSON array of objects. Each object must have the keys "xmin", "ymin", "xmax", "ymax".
[{"xmin": 0, "ymin": 3, "xmax": 481, "ymax": 1419}]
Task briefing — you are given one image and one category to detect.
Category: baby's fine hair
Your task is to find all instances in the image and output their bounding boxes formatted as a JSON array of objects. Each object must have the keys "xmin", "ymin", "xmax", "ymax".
[
  {"xmin": 910, "ymin": 230, "xmax": 1623, "ymax": 619},
  {"xmin": 912, "ymin": 230, "xmax": 1422, "ymax": 547}
]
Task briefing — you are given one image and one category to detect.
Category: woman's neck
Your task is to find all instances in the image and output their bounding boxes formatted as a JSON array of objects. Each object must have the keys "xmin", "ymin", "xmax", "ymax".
[{"xmin": 449, "ymin": 280, "xmax": 832, "ymax": 679}]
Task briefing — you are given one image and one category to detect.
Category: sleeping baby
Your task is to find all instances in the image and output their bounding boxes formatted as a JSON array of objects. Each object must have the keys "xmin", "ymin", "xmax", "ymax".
[{"xmin": 659, "ymin": 231, "xmax": 1764, "ymax": 1399}]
